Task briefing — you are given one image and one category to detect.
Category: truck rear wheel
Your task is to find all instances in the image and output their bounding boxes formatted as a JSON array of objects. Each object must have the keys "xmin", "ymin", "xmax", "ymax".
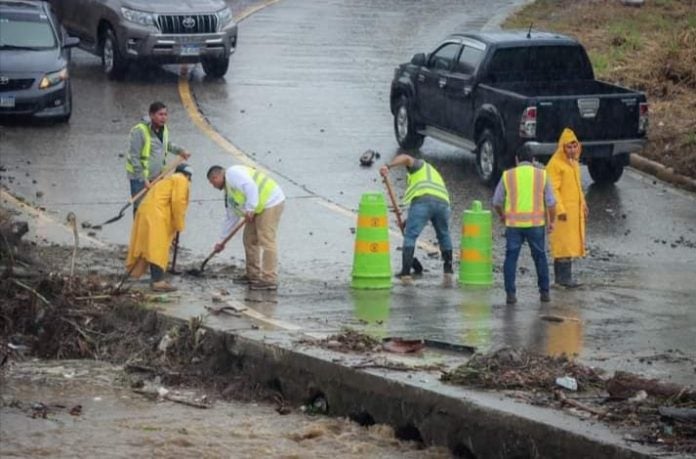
[
  {"xmin": 394, "ymin": 96, "xmax": 424, "ymax": 150},
  {"xmin": 202, "ymin": 56, "xmax": 230, "ymax": 78},
  {"xmin": 476, "ymin": 129, "xmax": 502, "ymax": 186},
  {"xmin": 588, "ymin": 158, "xmax": 624, "ymax": 184}
]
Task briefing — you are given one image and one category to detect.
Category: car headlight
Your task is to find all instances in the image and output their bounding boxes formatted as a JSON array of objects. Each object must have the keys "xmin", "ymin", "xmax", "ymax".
[
  {"xmin": 216, "ymin": 7, "xmax": 234, "ymax": 26},
  {"xmin": 39, "ymin": 68, "xmax": 68, "ymax": 89},
  {"xmin": 121, "ymin": 7, "xmax": 155, "ymax": 27}
]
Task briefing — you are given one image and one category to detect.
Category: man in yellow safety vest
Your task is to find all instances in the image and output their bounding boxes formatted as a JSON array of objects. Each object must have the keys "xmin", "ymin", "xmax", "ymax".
[
  {"xmin": 493, "ymin": 146, "xmax": 557, "ymax": 305},
  {"xmin": 207, "ymin": 165, "xmax": 285, "ymax": 291},
  {"xmin": 380, "ymin": 153, "xmax": 453, "ymax": 283},
  {"xmin": 126, "ymin": 101, "xmax": 191, "ymax": 213}
]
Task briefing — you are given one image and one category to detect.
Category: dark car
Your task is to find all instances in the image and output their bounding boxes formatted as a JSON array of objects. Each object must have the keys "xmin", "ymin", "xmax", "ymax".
[
  {"xmin": 0, "ymin": 0, "xmax": 79, "ymax": 122},
  {"xmin": 390, "ymin": 31, "xmax": 649, "ymax": 185}
]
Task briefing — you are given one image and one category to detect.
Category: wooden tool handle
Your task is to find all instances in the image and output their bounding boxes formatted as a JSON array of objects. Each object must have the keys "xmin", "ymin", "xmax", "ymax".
[
  {"xmin": 382, "ymin": 174, "xmax": 405, "ymax": 232},
  {"xmin": 200, "ymin": 219, "xmax": 246, "ymax": 270},
  {"xmin": 220, "ymin": 219, "xmax": 246, "ymax": 246},
  {"xmin": 129, "ymin": 156, "xmax": 186, "ymax": 204}
]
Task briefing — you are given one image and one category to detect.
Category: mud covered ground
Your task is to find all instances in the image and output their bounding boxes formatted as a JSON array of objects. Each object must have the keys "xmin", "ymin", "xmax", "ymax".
[
  {"xmin": 0, "ymin": 211, "xmax": 450, "ymax": 457},
  {"xmin": 505, "ymin": 0, "xmax": 696, "ymax": 179}
]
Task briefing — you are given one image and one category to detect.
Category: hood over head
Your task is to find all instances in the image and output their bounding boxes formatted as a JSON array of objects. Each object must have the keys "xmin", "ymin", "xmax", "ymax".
[{"xmin": 552, "ymin": 128, "xmax": 582, "ymax": 163}]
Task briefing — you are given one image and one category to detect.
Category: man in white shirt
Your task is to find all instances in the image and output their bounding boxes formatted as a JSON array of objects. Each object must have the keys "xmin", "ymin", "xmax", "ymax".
[{"xmin": 207, "ymin": 165, "xmax": 285, "ymax": 290}]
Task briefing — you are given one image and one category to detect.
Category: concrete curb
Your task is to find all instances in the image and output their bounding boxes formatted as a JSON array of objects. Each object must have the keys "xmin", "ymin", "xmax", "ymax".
[
  {"xmin": 630, "ymin": 154, "xmax": 696, "ymax": 193},
  {"xmin": 185, "ymin": 321, "xmax": 657, "ymax": 459}
]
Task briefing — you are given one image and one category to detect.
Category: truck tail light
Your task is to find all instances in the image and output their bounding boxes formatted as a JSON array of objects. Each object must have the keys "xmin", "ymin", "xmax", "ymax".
[
  {"xmin": 519, "ymin": 106, "xmax": 537, "ymax": 138},
  {"xmin": 638, "ymin": 102, "xmax": 649, "ymax": 133}
]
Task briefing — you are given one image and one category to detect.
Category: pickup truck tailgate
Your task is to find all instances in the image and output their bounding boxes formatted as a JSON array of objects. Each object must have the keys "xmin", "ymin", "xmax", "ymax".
[
  {"xmin": 535, "ymin": 94, "xmax": 643, "ymax": 142},
  {"xmin": 494, "ymin": 80, "xmax": 645, "ymax": 142}
]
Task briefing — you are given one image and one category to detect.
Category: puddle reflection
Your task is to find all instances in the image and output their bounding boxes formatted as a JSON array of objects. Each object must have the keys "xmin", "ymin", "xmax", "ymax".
[
  {"xmin": 457, "ymin": 288, "xmax": 492, "ymax": 350},
  {"xmin": 539, "ymin": 303, "xmax": 584, "ymax": 358},
  {"xmin": 352, "ymin": 290, "xmax": 391, "ymax": 340}
]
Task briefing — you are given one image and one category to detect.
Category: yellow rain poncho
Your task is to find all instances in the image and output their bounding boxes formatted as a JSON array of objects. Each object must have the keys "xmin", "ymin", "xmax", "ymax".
[
  {"xmin": 126, "ymin": 173, "xmax": 190, "ymax": 277},
  {"xmin": 546, "ymin": 128, "xmax": 586, "ymax": 259}
]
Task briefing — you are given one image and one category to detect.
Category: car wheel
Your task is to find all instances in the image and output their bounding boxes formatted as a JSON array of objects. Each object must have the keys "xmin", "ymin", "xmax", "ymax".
[
  {"xmin": 588, "ymin": 158, "xmax": 624, "ymax": 184},
  {"xmin": 393, "ymin": 96, "xmax": 424, "ymax": 150},
  {"xmin": 102, "ymin": 27, "xmax": 127, "ymax": 80},
  {"xmin": 476, "ymin": 129, "xmax": 502, "ymax": 186},
  {"xmin": 201, "ymin": 56, "xmax": 230, "ymax": 78}
]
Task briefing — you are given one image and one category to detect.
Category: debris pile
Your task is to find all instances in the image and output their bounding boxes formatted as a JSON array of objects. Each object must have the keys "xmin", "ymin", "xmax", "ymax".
[
  {"xmin": 308, "ymin": 328, "xmax": 382, "ymax": 354},
  {"xmin": 442, "ymin": 347, "xmax": 696, "ymax": 453},
  {"xmin": 441, "ymin": 347, "xmax": 604, "ymax": 391}
]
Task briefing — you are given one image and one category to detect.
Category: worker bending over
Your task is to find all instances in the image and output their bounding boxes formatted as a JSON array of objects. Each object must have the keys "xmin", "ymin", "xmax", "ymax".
[{"xmin": 207, "ymin": 165, "xmax": 285, "ymax": 291}]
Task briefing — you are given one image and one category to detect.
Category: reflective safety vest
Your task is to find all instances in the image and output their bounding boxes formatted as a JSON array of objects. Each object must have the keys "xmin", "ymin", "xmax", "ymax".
[
  {"xmin": 503, "ymin": 165, "xmax": 546, "ymax": 227},
  {"xmin": 125, "ymin": 122, "xmax": 169, "ymax": 179},
  {"xmin": 225, "ymin": 167, "xmax": 278, "ymax": 215},
  {"xmin": 403, "ymin": 162, "xmax": 450, "ymax": 204}
]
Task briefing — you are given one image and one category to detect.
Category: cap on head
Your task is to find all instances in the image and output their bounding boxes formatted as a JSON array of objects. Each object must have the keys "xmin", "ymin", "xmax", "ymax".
[{"xmin": 175, "ymin": 163, "xmax": 194, "ymax": 179}]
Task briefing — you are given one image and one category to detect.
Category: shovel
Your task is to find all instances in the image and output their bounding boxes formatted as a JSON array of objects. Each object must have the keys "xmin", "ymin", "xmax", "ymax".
[
  {"xmin": 187, "ymin": 219, "xmax": 245, "ymax": 277},
  {"xmin": 168, "ymin": 232, "xmax": 182, "ymax": 275},
  {"xmin": 99, "ymin": 157, "xmax": 185, "ymax": 227},
  {"xmin": 382, "ymin": 174, "xmax": 424, "ymax": 274}
]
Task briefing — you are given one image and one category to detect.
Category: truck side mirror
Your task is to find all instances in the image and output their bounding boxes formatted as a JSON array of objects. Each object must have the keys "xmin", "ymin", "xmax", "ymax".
[
  {"xmin": 63, "ymin": 36, "xmax": 80, "ymax": 49},
  {"xmin": 410, "ymin": 53, "xmax": 426, "ymax": 66}
]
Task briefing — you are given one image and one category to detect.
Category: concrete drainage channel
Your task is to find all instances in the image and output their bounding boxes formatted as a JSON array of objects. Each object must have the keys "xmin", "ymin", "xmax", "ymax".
[{"xmin": 153, "ymin": 309, "xmax": 656, "ymax": 459}]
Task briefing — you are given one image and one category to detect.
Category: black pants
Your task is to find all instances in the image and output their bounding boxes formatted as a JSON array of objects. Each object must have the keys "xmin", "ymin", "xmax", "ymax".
[{"xmin": 150, "ymin": 264, "xmax": 164, "ymax": 282}]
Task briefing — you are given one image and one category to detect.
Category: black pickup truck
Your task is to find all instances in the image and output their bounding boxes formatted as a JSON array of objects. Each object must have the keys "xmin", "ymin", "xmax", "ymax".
[{"xmin": 390, "ymin": 31, "xmax": 649, "ymax": 185}]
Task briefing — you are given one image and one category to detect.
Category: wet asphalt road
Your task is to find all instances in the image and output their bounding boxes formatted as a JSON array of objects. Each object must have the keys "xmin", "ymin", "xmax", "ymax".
[{"xmin": 1, "ymin": 0, "xmax": 695, "ymax": 385}]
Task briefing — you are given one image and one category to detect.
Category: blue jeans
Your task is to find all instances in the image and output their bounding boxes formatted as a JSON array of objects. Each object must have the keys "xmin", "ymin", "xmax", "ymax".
[
  {"xmin": 403, "ymin": 197, "xmax": 452, "ymax": 251},
  {"xmin": 503, "ymin": 226, "xmax": 549, "ymax": 294},
  {"xmin": 130, "ymin": 179, "xmax": 146, "ymax": 215}
]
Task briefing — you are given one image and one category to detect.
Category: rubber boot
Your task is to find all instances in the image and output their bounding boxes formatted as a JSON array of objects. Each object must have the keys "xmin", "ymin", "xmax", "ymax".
[
  {"xmin": 555, "ymin": 259, "xmax": 580, "ymax": 288},
  {"xmin": 442, "ymin": 250, "xmax": 454, "ymax": 274},
  {"xmin": 397, "ymin": 247, "xmax": 415, "ymax": 283},
  {"xmin": 553, "ymin": 260, "xmax": 562, "ymax": 287},
  {"xmin": 412, "ymin": 257, "xmax": 424, "ymax": 276},
  {"xmin": 565, "ymin": 260, "xmax": 581, "ymax": 288}
]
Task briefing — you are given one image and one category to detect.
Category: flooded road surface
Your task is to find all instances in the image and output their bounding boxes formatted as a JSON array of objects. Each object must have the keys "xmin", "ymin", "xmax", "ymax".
[
  {"xmin": 0, "ymin": 360, "xmax": 448, "ymax": 458},
  {"xmin": 1, "ymin": 0, "xmax": 695, "ymax": 406}
]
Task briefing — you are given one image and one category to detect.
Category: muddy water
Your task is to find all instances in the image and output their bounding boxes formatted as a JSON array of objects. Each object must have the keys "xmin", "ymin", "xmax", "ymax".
[{"xmin": 0, "ymin": 360, "xmax": 449, "ymax": 458}]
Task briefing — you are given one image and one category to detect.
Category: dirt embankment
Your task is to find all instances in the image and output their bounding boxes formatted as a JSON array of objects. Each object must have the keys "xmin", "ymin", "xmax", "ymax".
[
  {"xmin": 0, "ymin": 210, "xmax": 279, "ymax": 405},
  {"xmin": 505, "ymin": 0, "xmax": 696, "ymax": 179}
]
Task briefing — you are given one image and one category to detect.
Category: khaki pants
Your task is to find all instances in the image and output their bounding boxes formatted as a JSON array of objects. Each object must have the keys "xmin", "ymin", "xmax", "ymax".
[{"xmin": 243, "ymin": 202, "xmax": 284, "ymax": 284}]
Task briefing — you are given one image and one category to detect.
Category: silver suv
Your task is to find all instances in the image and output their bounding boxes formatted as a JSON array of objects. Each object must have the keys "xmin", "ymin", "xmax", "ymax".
[{"xmin": 49, "ymin": 0, "xmax": 237, "ymax": 79}]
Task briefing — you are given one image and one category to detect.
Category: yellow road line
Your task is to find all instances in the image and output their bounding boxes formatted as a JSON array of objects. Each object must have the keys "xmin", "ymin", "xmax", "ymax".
[
  {"xmin": 177, "ymin": 0, "xmax": 439, "ymax": 257},
  {"xmin": 237, "ymin": 0, "xmax": 282, "ymax": 20},
  {"xmin": 176, "ymin": 0, "xmax": 282, "ymax": 170}
]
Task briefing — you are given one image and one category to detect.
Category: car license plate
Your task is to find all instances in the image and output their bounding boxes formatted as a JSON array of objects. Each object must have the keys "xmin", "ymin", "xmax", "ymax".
[
  {"xmin": 0, "ymin": 96, "xmax": 15, "ymax": 108},
  {"xmin": 180, "ymin": 45, "xmax": 200, "ymax": 56}
]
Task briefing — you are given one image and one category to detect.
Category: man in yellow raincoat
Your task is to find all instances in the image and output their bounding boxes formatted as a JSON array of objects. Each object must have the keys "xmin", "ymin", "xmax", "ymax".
[
  {"xmin": 126, "ymin": 164, "xmax": 192, "ymax": 292},
  {"xmin": 546, "ymin": 128, "xmax": 588, "ymax": 288}
]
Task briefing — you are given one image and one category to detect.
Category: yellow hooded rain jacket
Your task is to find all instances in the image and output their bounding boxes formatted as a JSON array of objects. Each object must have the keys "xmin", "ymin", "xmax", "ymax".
[
  {"xmin": 546, "ymin": 128, "xmax": 586, "ymax": 259},
  {"xmin": 126, "ymin": 173, "xmax": 190, "ymax": 277}
]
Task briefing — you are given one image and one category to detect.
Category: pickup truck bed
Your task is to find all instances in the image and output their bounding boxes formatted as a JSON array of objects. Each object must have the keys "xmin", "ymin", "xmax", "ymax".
[
  {"xmin": 492, "ymin": 80, "xmax": 638, "ymax": 97},
  {"xmin": 390, "ymin": 31, "xmax": 649, "ymax": 185}
]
